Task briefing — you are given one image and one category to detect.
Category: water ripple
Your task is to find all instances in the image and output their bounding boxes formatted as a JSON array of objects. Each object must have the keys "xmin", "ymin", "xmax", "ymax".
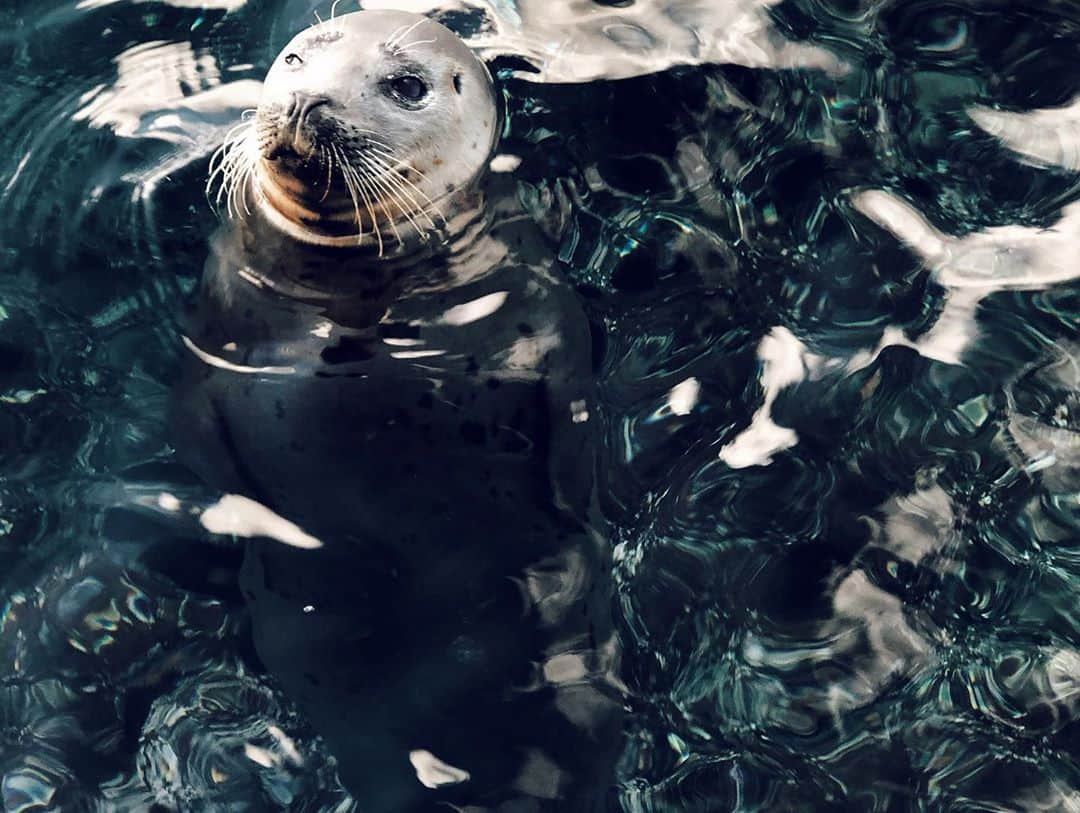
[{"xmin": 0, "ymin": 0, "xmax": 1078, "ymax": 809}]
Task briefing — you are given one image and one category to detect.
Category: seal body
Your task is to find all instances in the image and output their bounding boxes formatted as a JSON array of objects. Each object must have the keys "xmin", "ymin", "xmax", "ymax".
[
  {"xmin": 174, "ymin": 208, "xmax": 619, "ymax": 811},
  {"xmin": 172, "ymin": 10, "xmax": 621, "ymax": 802}
]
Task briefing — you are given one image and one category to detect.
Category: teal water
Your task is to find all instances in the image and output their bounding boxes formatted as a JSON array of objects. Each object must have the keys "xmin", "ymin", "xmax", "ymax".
[{"xmin": 0, "ymin": 1, "xmax": 1078, "ymax": 810}]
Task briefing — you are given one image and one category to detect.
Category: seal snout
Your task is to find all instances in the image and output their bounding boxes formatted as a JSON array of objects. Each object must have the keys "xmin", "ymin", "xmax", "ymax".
[
  {"xmin": 263, "ymin": 91, "xmax": 333, "ymax": 162},
  {"xmin": 289, "ymin": 91, "xmax": 332, "ymax": 125}
]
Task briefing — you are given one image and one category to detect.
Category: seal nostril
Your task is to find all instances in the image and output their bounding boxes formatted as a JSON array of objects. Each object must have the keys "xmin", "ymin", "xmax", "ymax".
[{"xmin": 290, "ymin": 92, "xmax": 332, "ymax": 125}]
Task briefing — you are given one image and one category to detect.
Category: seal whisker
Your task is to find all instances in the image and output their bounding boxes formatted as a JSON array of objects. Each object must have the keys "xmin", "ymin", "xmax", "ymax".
[
  {"xmin": 225, "ymin": 144, "xmax": 245, "ymax": 218},
  {"xmin": 363, "ymin": 149, "xmax": 445, "ymax": 227},
  {"xmin": 386, "ymin": 18, "xmax": 426, "ymax": 52},
  {"xmin": 239, "ymin": 160, "xmax": 255, "ymax": 216},
  {"xmin": 352, "ymin": 154, "xmax": 416, "ymax": 243},
  {"xmin": 237, "ymin": 129, "xmax": 258, "ymax": 213},
  {"xmin": 396, "ymin": 171, "xmax": 447, "ymax": 225},
  {"xmin": 207, "ymin": 120, "xmax": 258, "ymax": 218},
  {"xmin": 228, "ymin": 157, "xmax": 244, "ymax": 219},
  {"xmin": 348, "ymin": 128, "xmax": 394, "ymax": 152},
  {"xmin": 362, "ymin": 145, "xmax": 428, "ymax": 182},
  {"xmin": 339, "ymin": 145, "xmax": 378, "ymax": 249},
  {"xmin": 207, "ymin": 145, "xmax": 230, "ymax": 195},
  {"xmin": 332, "ymin": 144, "xmax": 366, "ymax": 245},
  {"xmin": 330, "ymin": 0, "xmax": 347, "ymax": 36},
  {"xmin": 207, "ymin": 133, "xmax": 242, "ymax": 193},
  {"xmin": 352, "ymin": 164, "xmax": 384, "ymax": 256},
  {"xmin": 363, "ymin": 136, "xmax": 394, "ymax": 152},
  {"xmin": 384, "ymin": 22, "xmax": 410, "ymax": 47},
  {"xmin": 363, "ymin": 140, "xmax": 396, "ymax": 158},
  {"xmin": 395, "ymin": 38, "xmax": 436, "ymax": 53},
  {"xmin": 342, "ymin": 157, "xmax": 385, "ymax": 255},
  {"xmin": 210, "ymin": 142, "xmax": 241, "ymax": 213},
  {"xmin": 319, "ymin": 146, "xmax": 334, "ymax": 203},
  {"xmin": 212, "ymin": 167, "xmax": 231, "ymax": 212},
  {"xmin": 224, "ymin": 159, "xmax": 237, "ymax": 218},
  {"xmin": 357, "ymin": 152, "xmax": 434, "ymax": 236},
  {"xmin": 232, "ymin": 172, "xmax": 245, "ymax": 218},
  {"xmin": 360, "ymin": 160, "xmax": 432, "ymax": 232},
  {"xmin": 332, "ymin": 144, "xmax": 358, "ymax": 217},
  {"xmin": 361, "ymin": 148, "xmax": 431, "ymax": 202},
  {"xmin": 376, "ymin": 173, "xmax": 439, "ymax": 234},
  {"xmin": 352, "ymin": 161, "xmax": 405, "ymax": 246},
  {"xmin": 383, "ymin": 21, "xmax": 414, "ymax": 50},
  {"xmin": 230, "ymin": 169, "xmax": 243, "ymax": 216},
  {"xmin": 224, "ymin": 140, "xmax": 253, "ymax": 218}
]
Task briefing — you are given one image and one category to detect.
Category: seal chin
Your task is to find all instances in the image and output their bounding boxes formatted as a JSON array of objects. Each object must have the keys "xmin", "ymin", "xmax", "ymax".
[{"xmin": 254, "ymin": 162, "xmax": 415, "ymax": 252}]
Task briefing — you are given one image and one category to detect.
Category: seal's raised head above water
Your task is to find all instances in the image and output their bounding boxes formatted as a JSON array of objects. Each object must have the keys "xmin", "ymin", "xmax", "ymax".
[{"xmin": 215, "ymin": 11, "xmax": 498, "ymax": 251}]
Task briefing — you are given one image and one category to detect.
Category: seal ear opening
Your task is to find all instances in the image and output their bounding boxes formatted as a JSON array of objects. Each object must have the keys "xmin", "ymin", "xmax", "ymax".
[{"xmin": 453, "ymin": 73, "xmax": 463, "ymax": 94}]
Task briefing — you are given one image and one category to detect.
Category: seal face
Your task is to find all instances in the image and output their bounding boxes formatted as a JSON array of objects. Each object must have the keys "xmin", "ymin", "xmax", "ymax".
[{"xmin": 211, "ymin": 10, "xmax": 498, "ymax": 250}]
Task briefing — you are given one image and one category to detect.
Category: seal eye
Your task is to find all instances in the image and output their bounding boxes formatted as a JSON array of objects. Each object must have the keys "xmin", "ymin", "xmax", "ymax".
[
  {"xmin": 389, "ymin": 75, "xmax": 428, "ymax": 104},
  {"xmin": 284, "ymin": 53, "xmax": 303, "ymax": 66}
]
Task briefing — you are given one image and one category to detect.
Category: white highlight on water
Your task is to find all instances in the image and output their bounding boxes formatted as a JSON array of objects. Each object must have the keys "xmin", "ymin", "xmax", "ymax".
[
  {"xmin": 719, "ymin": 327, "xmax": 803, "ymax": 468},
  {"xmin": 666, "ymin": 377, "xmax": 700, "ymax": 417},
  {"xmin": 360, "ymin": 0, "xmax": 849, "ymax": 82},
  {"xmin": 200, "ymin": 494, "xmax": 323, "ymax": 549},
  {"xmin": 243, "ymin": 743, "xmax": 277, "ymax": 769},
  {"xmin": 852, "ymin": 190, "xmax": 1080, "ymax": 364},
  {"xmin": 570, "ymin": 399, "xmax": 590, "ymax": 424},
  {"xmin": 266, "ymin": 725, "xmax": 304, "ymax": 767},
  {"xmin": 438, "ymin": 291, "xmax": 508, "ymax": 326},
  {"xmin": 182, "ymin": 335, "xmax": 296, "ymax": 375},
  {"xmin": 969, "ymin": 96, "xmax": 1080, "ymax": 172},
  {"xmin": 489, "ymin": 154, "xmax": 523, "ymax": 173},
  {"xmin": 408, "ymin": 750, "xmax": 471, "ymax": 788},
  {"xmin": 390, "ymin": 349, "xmax": 446, "ymax": 360}
]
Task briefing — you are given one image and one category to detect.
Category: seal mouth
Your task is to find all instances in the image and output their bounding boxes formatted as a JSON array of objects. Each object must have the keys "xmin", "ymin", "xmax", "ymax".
[
  {"xmin": 254, "ymin": 145, "xmax": 448, "ymax": 253},
  {"xmin": 253, "ymin": 144, "xmax": 416, "ymax": 251}
]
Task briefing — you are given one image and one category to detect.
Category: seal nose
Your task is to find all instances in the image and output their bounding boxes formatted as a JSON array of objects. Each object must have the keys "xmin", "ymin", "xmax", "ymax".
[
  {"xmin": 288, "ymin": 91, "xmax": 331, "ymax": 125},
  {"xmin": 265, "ymin": 92, "xmax": 332, "ymax": 162}
]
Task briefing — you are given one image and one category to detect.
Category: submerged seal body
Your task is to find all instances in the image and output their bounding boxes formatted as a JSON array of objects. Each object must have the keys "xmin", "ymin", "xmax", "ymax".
[{"xmin": 172, "ymin": 10, "xmax": 620, "ymax": 811}]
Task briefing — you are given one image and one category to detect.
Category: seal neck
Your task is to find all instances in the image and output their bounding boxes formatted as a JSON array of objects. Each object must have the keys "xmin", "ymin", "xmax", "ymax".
[{"xmin": 222, "ymin": 180, "xmax": 492, "ymax": 299}]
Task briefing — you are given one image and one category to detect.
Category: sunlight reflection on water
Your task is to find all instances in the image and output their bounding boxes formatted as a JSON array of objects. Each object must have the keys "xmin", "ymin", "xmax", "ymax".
[{"xmin": 0, "ymin": 0, "xmax": 1076, "ymax": 810}]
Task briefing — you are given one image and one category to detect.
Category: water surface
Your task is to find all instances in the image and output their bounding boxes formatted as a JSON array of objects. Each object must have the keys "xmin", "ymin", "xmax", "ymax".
[{"xmin": 0, "ymin": 0, "xmax": 1078, "ymax": 810}]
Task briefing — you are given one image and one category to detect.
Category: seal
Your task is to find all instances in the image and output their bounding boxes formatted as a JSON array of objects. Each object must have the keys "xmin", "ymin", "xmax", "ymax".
[{"xmin": 171, "ymin": 10, "xmax": 622, "ymax": 812}]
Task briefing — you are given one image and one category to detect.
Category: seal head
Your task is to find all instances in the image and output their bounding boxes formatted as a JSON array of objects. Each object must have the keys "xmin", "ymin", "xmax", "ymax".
[{"xmin": 217, "ymin": 11, "xmax": 498, "ymax": 251}]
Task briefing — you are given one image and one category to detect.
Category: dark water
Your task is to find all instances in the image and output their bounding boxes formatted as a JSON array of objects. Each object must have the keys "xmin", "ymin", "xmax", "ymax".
[{"xmin": 1, "ymin": 0, "xmax": 1078, "ymax": 810}]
